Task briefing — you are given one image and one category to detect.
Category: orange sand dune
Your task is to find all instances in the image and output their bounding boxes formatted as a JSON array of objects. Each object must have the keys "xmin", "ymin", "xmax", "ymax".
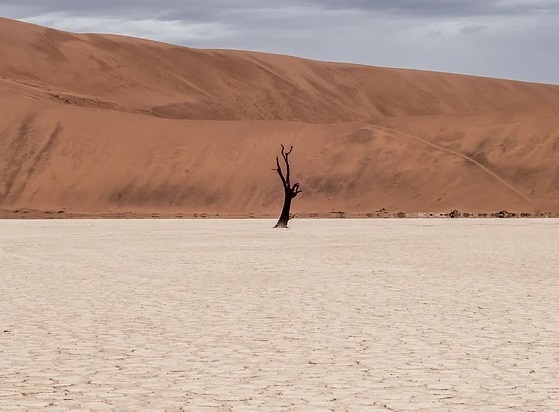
[{"xmin": 1, "ymin": 17, "xmax": 559, "ymax": 216}]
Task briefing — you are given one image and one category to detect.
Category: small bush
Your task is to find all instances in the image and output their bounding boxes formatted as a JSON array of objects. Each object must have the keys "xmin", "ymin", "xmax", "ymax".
[{"xmin": 495, "ymin": 210, "xmax": 510, "ymax": 218}]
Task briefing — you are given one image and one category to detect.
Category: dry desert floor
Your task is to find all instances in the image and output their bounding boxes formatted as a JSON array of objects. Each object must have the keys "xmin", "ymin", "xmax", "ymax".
[{"xmin": 1, "ymin": 219, "xmax": 559, "ymax": 411}]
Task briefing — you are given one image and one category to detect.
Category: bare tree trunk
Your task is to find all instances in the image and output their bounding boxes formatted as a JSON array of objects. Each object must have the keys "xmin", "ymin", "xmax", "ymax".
[
  {"xmin": 275, "ymin": 189, "xmax": 293, "ymax": 228},
  {"xmin": 273, "ymin": 145, "xmax": 301, "ymax": 228}
]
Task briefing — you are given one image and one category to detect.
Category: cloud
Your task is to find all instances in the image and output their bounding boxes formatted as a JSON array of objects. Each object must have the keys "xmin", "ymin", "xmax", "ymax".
[
  {"xmin": 4, "ymin": 0, "xmax": 559, "ymax": 20},
  {"xmin": 1, "ymin": 0, "xmax": 558, "ymax": 84},
  {"xmin": 460, "ymin": 24, "xmax": 489, "ymax": 34},
  {"xmin": 317, "ymin": 0, "xmax": 559, "ymax": 17}
]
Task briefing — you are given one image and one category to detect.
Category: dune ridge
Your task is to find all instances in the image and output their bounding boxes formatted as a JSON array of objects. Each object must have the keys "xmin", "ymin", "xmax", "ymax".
[{"xmin": 1, "ymin": 16, "xmax": 559, "ymax": 217}]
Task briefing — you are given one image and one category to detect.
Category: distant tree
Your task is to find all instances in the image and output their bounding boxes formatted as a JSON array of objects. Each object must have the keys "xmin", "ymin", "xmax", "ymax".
[{"xmin": 272, "ymin": 145, "xmax": 302, "ymax": 228}]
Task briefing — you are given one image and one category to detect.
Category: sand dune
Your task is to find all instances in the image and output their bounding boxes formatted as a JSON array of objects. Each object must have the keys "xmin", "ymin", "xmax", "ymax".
[{"xmin": 1, "ymin": 17, "xmax": 559, "ymax": 216}]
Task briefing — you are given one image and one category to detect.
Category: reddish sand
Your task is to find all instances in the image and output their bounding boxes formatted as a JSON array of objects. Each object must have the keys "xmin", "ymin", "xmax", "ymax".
[{"xmin": 1, "ymin": 17, "xmax": 559, "ymax": 217}]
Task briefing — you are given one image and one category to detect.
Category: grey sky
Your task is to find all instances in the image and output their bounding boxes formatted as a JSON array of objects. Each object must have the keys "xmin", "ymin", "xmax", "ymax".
[{"xmin": 2, "ymin": 0, "xmax": 558, "ymax": 84}]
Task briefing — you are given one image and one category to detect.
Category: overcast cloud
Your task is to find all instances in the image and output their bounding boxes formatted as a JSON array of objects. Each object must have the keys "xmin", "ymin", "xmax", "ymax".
[{"xmin": 1, "ymin": 0, "xmax": 558, "ymax": 84}]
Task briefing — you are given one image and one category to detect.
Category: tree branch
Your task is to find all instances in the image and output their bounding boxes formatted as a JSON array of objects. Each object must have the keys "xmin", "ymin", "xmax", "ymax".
[
  {"xmin": 274, "ymin": 156, "xmax": 287, "ymax": 187},
  {"xmin": 281, "ymin": 145, "xmax": 293, "ymax": 186}
]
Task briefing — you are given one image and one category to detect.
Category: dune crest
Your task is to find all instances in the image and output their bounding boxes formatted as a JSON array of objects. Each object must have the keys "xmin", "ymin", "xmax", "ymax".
[{"xmin": 1, "ymin": 17, "xmax": 558, "ymax": 216}]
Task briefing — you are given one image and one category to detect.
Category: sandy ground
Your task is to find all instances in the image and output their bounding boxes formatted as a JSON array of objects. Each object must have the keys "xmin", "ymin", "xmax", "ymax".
[
  {"xmin": 1, "ymin": 219, "xmax": 559, "ymax": 411},
  {"xmin": 2, "ymin": 17, "xmax": 559, "ymax": 215}
]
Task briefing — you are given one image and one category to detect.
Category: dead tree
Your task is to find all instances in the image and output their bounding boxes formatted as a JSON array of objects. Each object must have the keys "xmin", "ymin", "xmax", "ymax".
[{"xmin": 273, "ymin": 145, "xmax": 302, "ymax": 228}]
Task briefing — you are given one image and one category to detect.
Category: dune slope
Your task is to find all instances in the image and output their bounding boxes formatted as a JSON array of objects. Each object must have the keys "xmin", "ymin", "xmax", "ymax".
[{"xmin": 1, "ymin": 17, "xmax": 559, "ymax": 216}]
